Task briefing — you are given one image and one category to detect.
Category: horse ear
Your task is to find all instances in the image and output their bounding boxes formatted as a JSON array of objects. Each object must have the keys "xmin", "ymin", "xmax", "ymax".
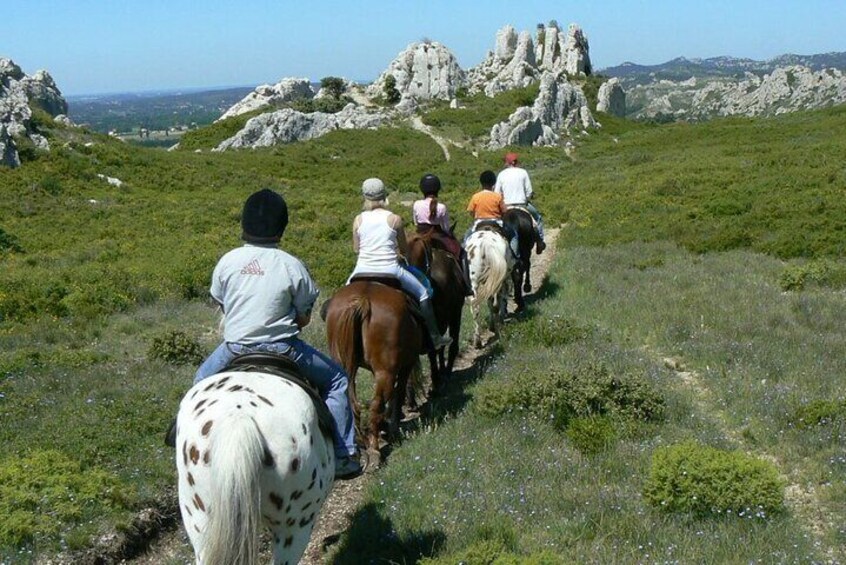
[
  {"xmin": 449, "ymin": 221, "xmax": 457, "ymax": 235},
  {"xmin": 319, "ymin": 299, "xmax": 331, "ymax": 321}
]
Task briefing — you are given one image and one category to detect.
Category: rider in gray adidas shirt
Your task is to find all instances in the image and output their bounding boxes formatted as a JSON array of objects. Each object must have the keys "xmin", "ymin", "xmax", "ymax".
[{"xmin": 193, "ymin": 188, "xmax": 361, "ymax": 479}]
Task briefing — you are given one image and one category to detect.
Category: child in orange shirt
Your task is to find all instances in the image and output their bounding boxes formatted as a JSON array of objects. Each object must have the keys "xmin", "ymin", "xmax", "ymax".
[{"xmin": 464, "ymin": 170, "xmax": 519, "ymax": 258}]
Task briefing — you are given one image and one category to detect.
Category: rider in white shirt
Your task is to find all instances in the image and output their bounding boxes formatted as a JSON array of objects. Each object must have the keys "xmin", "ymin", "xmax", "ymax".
[
  {"xmin": 350, "ymin": 178, "xmax": 452, "ymax": 350},
  {"xmin": 494, "ymin": 152, "xmax": 546, "ymax": 254}
]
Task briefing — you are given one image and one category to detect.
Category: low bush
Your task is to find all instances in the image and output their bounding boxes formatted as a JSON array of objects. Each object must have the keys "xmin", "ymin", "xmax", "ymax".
[
  {"xmin": 148, "ymin": 329, "xmax": 204, "ymax": 365},
  {"xmin": 0, "ymin": 227, "xmax": 23, "ymax": 253},
  {"xmin": 505, "ymin": 315, "xmax": 592, "ymax": 347},
  {"xmin": 560, "ymin": 414, "xmax": 617, "ymax": 455},
  {"xmin": 474, "ymin": 363, "xmax": 664, "ymax": 424},
  {"xmin": 643, "ymin": 441, "xmax": 784, "ymax": 517},
  {"xmin": 421, "ymin": 540, "xmax": 565, "ymax": 565},
  {"xmin": 0, "ymin": 450, "xmax": 133, "ymax": 546},
  {"xmin": 790, "ymin": 399, "xmax": 846, "ymax": 429},
  {"xmin": 779, "ymin": 259, "xmax": 846, "ymax": 291},
  {"xmin": 177, "ymin": 107, "xmax": 268, "ymax": 150}
]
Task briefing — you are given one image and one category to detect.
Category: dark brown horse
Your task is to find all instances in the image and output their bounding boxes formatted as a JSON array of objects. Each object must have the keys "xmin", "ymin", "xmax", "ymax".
[
  {"xmin": 503, "ymin": 207, "xmax": 538, "ymax": 312},
  {"xmin": 323, "ymin": 280, "xmax": 425, "ymax": 470},
  {"xmin": 407, "ymin": 229, "xmax": 465, "ymax": 387}
]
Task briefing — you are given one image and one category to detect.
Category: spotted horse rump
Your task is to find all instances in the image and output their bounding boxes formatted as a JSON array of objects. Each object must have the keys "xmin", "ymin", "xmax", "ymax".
[{"xmin": 176, "ymin": 370, "xmax": 335, "ymax": 564}]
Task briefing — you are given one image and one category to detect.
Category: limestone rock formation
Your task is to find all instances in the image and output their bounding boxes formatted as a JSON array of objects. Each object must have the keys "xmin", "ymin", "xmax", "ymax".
[
  {"xmin": 467, "ymin": 26, "xmax": 538, "ymax": 96},
  {"xmin": 1, "ymin": 57, "xmax": 68, "ymax": 168},
  {"xmin": 596, "ymin": 77, "xmax": 626, "ymax": 117},
  {"xmin": 489, "ymin": 70, "xmax": 596, "ymax": 148},
  {"xmin": 467, "ymin": 22, "xmax": 591, "ymax": 96},
  {"xmin": 214, "ymin": 103, "xmax": 390, "ymax": 150},
  {"xmin": 367, "ymin": 41, "xmax": 465, "ymax": 102},
  {"xmin": 217, "ymin": 78, "xmax": 314, "ymax": 121},
  {"xmin": 625, "ymin": 64, "xmax": 846, "ymax": 120}
]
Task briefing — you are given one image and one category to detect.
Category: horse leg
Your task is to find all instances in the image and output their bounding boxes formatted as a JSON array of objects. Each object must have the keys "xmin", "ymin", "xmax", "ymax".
[
  {"xmin": 523, "ymin": 257, "xmax": 533, "ymax": 293},
  {"xmin": 391, "ymin": 365, "xmax": 414, "ymax": 440},
  {"xmin": 512, "ymin": 264, "xmax": 525, "ymax": 312},
  {"xmin": 364, "ymin": 369, "xmax": 394, "ymax": 471},
  {"xmin": 470, "ymin": 299, "xmax": 484, "ymax": 348},
  {"xmin": 445, "ymin": 315, "xmax": 461, "ymax": 376},
  {"xmin": 345, "ymin": 368, "xmax": 366, "ymax": 448},
  {"xmin": 427, "ymin": 348, "xmax": 440, "ymax": 397}
]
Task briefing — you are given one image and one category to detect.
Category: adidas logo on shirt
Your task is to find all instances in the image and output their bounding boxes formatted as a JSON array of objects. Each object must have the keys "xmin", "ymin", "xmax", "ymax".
[{"xmin": 240, "ymin": 259, "xmax": 265, "ymax": 276}]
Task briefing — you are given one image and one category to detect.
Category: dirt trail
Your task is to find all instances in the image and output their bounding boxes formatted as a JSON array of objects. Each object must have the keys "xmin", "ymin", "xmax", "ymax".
[{"xmin": 409, "ymin": 116, "xmax": 461, "ymax": 162}]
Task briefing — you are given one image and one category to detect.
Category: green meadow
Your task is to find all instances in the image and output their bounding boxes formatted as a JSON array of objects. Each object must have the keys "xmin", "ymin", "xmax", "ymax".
[{"xmin": 1, "ymin": 94, "xmax": 845, "ymax": 562}]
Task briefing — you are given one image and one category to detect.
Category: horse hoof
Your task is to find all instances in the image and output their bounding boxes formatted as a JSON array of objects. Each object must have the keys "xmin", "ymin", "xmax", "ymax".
[
  {"xmin": 523, "ymin": 283, "xmax": 532, "ymax": 293},
  {"xmin": 363, "ymin": 449, "xmax": 382, "ymax": 472}
]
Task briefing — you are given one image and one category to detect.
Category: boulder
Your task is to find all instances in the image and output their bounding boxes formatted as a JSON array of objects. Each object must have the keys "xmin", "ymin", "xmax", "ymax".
[
  {"xmin": 596, "ymin": 77, "xmax": 626, "ymax": 117},
  {"xmin": 489, "ymin": 70, "xmax": 596, "ymax": 148},
  {"xmin": 0, "ymin": 57, "xmax": 67, "ymax": 168},
  {"xmin": 217, "ymin": 78, "xmax": 315, "ymax": 121},
  {"xmin": 214, "ymin": 103, "xmax": 390, "ymax": 150},
  {"xmin": 367, "ymin": 41, "xmax": 465, "ymax": 102}
]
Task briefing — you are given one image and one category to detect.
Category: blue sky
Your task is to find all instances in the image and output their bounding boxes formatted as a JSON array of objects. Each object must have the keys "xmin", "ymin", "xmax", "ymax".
[{"xmin": 2, "ymin": 0, "xmax": 844, "ymax": 95}]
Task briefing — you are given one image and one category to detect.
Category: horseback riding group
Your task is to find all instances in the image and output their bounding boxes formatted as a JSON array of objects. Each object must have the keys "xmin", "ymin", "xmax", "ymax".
[{"xmin": 171, "ymin": 152, "xmax": 546, "ymax": 563}]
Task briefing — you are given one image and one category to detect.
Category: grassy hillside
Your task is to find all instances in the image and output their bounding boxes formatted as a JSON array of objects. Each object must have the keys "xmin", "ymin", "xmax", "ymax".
[{"xmin": 1, "ymin": 99, "xmax": 845, "ymax": 561}]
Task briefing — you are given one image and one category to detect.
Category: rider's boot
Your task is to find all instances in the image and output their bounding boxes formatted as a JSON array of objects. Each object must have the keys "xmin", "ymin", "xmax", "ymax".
[{"xmin": 421, "ymin": 298, "xmax": 452, "ymax": 350}]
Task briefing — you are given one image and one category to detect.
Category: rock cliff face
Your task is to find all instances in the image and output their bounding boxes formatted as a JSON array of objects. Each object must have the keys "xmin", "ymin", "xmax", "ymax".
[
  {"xmin": 597, "ymin": 77, "xmax": 626, "ymax": 117},
  {"xmin": 1, "ymin": 57, "xmax": 68, "ymax": 167},
  {"xmin": 216, "ymin": 78, "xmax": 314, "ymax": 121},
  {"xmin": 625, "ymin": 65, "xmax": 846, "ymax": 120},
  {"xmin": 366, "ymin": 41, "xmax": 465, "ymax": 102},
  {"xmin": 214, "ymin": 103, "xmax": 390, "ymax": 151},
  {"xmin": 489, "ymin": 70, "xmax": 596, "ymax": 148}
]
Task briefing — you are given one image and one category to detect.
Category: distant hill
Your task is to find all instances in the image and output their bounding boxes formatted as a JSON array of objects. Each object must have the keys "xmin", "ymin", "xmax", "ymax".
[
  {"xmin": 601, "ymin": 52, "xmax": 846, "ymax": 87},
  {"xmin": 67, "ymin": 86, "xmax": 256, "ymax": 134},
  {"xmin": 599, "ymin": 52, "xmax": 846, "ymax": 121}
]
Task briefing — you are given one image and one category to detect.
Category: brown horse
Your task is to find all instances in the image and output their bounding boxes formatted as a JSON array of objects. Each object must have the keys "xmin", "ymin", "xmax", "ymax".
[
  {"xmin": 407, "ymin": 229, "xmax": 464, "ymax": 388},
  {"xmin": 323, "ymin": 280, "xmax": 425, "ymax": 470}
]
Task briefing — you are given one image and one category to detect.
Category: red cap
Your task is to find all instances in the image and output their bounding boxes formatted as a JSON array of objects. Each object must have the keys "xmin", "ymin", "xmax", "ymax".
[{"xmin": 504, "ymin": 152, "xmax": 519, "ymax": 165}]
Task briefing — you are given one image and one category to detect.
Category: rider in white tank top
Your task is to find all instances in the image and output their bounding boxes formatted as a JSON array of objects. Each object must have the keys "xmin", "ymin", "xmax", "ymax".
[
  {"xmin": 349, "ymin": 178, "xmax": 451, "ymax": 350},
  {"xmin": 353, "ymin": 208, "xmax": 398, "ymax": 274}
]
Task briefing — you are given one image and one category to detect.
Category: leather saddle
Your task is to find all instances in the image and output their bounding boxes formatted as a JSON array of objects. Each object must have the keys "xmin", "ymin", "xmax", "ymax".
[
  {"xmin": 224, "ymin": 352, "xmax": 335, "ymax": 438},
  {"xmin": 474, "ymin": 219, "xmax": 509, "ymax": 240}
]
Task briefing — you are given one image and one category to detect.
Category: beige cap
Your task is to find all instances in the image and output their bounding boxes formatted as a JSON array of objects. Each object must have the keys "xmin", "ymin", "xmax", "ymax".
[{"xmin": 361, "ymin": 178, "xmax": 387, "ymax": 201}]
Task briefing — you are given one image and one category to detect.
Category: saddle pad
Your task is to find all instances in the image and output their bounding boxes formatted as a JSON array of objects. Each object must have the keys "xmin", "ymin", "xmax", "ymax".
[{"xmin": 224, "ymin": 352, "xmax": 335, "ymax": 438}]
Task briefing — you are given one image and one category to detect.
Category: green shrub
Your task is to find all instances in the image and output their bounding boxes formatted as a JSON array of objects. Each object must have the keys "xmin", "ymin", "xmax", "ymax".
[
  {"xmin": 421, "ymin": 539, "xmax": 566, "ymax": 565},
  {"xmin": 791, "ymin": 399, "xmax": 846, "ymax": 429},
  {"xmin": 0, "ymin": 227, "xmax": 23, "ymax": 253},
  {"xmin": 561, "ymin": 414, "xmax": 617, "ymax": 455},
  {"xmin": 779, "ymin": 259, "xmax": 846, "ymax": 291},
  {"xmin": 474, "ymin": 363, "xmax": 664, "ymax": 424},
  {"xmin": 643, "ymin": 441, "xmax": 784, "ymax": 517},
  {"xmin": 38, "ymin": 175, "xmax": 63, "ymax": 195},
  {"xmin": 148, "ymin": 329, "xmax": 204, "ymax": 365},
  {"xmin": 384, "ymin": 75, "xmax": 401, "ymax": 104},
  {"xmin": 0, "ymin": 450, "xmax": 132, "ymax": 546},
  {"xmin": 505, "ymin": 315, "xmax": 591, "ymax": 347}
]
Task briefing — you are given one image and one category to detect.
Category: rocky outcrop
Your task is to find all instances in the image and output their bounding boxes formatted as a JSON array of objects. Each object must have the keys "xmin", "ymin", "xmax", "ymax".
[
  {"xmin": 367, "ymin": 41, "xmax": 465, "ymax": 103},
  {"xmin": 214, "ymin": 103, "xmax": 390, "ymax": 150},
  {"xmin": 1, "ymin": 57, "xmax": 67, "ymax": 167},
  {"xmin": 467, "ymin": 26, "xmax": 538, "ymax": 97},
  {"xmin": 596, "ymin": 77, "xmax": 626, "ymax": 117},
  {"xmin": 467, "ymin": 23, "xmax": 591, "ymax": 96},
  {"xmin": 217, "ymin": 78, "xmax": 314, "ymax": 121},
  {"xmin": 625, "ymin": 64, "xmax": 846, "ymax": 120},
  {"xmin": 489, "ymin": 70, "xmax": 596, "ymax": 148},
  {"xmin": 535, "ymin": 23, "xmax": 591, "ymax": 75}
]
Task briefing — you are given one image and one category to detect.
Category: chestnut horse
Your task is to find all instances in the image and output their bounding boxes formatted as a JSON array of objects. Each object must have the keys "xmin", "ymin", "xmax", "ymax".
[
  {"xmin": 407, "ymin": 230, "xmax": 464, "ymax": 388},
  {"xmin": 323, "ymin": 280, "xmax": 425, "ymax": 470},
  {"xmin": 503, "ymin": 207, "xmax": 538, "ymax": 312}
]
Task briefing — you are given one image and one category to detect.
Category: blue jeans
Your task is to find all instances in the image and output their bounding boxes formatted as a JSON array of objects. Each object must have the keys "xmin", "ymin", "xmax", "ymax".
[
  {"xmin": 194, "ymin": 338, "xmax": 356, "ymax": 458},
  {"xmin": 523, "ymin": 203, "xmax": 545, "ymax": 242}
]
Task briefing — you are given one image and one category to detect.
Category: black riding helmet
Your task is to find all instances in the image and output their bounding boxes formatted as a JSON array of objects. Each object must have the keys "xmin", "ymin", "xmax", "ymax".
[
  {"xmin": 241, "ymin": 188, "xmax": 289, "ymax": 243},
  {"xmin": 419, "ymin": 174, "xmax": 441, "ymax": 196}
]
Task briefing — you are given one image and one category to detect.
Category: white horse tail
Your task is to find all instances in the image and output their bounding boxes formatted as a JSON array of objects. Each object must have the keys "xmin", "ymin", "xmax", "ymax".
[
  {"xmin": 202, "ymin": 412, "xmax": 264, "ymax": 565},
  {"xmin": 475, "ymin": 236, "xmax": 509, "ymax": 304}
]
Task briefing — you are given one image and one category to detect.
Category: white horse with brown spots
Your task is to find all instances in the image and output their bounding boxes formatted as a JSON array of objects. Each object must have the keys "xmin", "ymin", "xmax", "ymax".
[
  {"xmin": 176, "ymin": 370, "xmax": 335, "ymax": 564},
  {"xmin": 464, "ymin": 228, "xmax": 515, "ymax": 348}
]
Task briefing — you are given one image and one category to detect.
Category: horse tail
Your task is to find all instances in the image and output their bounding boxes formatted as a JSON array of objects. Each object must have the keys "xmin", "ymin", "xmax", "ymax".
[
  {"xmin": 475, "ymin": 236, "xmax": 509, "ymax": 303},
  {"xmin": 202, "ymin": 413, "xmax": 264, "ymax": 565},
  {"xmin": 331, "ymin": 296, "xmax": 370, "ymax": 378}
]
